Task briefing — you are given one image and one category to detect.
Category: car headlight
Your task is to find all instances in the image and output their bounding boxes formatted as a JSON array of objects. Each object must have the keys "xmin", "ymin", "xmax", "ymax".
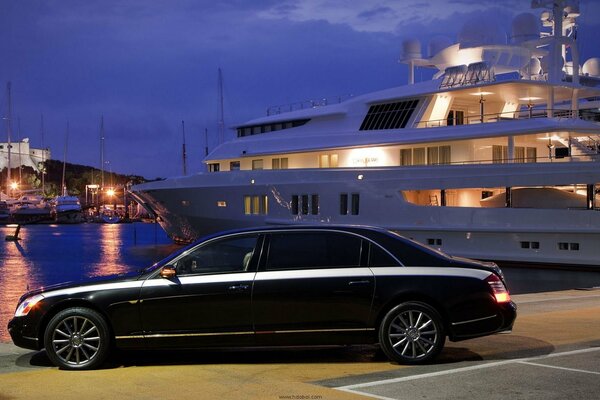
[{"xmin": 14, "ymin": 294, "xmax": 45, "ymax": 317}]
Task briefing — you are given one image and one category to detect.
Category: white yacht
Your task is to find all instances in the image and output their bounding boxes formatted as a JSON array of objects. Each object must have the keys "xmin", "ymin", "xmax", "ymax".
[{"xmin": 132, "ymin": 0, "xmax": 600, "ymax": 268}]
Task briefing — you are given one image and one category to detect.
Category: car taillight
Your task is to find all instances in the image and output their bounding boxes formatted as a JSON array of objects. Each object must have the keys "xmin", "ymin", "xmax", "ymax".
[{"xmin": 486, "ymin": 274, "xmax": 511, "ymax": 303}]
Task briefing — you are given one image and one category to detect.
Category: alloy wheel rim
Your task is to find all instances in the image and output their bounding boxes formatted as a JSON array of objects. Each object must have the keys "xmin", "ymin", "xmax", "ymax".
[
  {"xmin": 51, "ymin": 316, "xmax": 101, "ymax": 366},
  {"xmin": 388, "ymin": 309, "xmax": 438, "ymax": 359}
]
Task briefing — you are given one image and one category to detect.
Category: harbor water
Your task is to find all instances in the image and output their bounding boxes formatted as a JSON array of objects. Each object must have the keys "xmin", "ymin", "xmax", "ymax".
[{"xmin": 1, "ymin": 222, "xmax": 600, "ymax": 342}]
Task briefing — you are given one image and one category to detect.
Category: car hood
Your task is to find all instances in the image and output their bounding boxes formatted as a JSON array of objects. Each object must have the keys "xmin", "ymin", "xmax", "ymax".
[{"xmin": 19, "ymin": 270, "xmax": 143, "ymax": 302}]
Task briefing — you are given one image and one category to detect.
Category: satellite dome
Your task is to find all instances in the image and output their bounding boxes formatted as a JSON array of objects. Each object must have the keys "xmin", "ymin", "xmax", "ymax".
[
  {"xmin": 511, "ymin": 13, "xmax": 539, "ymax": 44},
  {"xmin": 401, "ymin": 38, "xmax": 422, "ymax": 60},
  {"xmin": 582, "ymin": 58, "xmax": 600, "ymax": 77},
  {"xmin": 521, "ymin": 57, "xmax": 542, "ymax": 77},
  {"xmin": 428, "ymin": 36, "xmax": 453, "ymax": 58},
  {"xmin": 458, "ymin": 17, "xmax": 507, "ymax": 49}
]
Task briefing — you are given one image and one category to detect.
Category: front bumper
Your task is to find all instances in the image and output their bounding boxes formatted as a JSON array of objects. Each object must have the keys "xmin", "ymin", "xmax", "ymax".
[{"xmin": 8, "ymin": 317, "xmax": 41, "ymax": 351}]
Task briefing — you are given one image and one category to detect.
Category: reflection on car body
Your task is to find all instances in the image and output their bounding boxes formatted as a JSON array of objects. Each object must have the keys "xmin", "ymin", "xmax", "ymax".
[{"xmin": 8, "ymin": 225, "xmax": 516, "ymax": 369}]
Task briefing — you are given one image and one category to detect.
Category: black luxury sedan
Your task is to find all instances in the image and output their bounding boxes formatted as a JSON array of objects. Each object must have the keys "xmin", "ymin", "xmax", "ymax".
[{"xmin": 8, "ymin": 226, "xmax": 516, "ymax": 370}]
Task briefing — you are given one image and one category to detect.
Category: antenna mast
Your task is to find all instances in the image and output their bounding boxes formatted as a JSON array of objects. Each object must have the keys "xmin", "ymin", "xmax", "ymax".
[
  {"xmin": 61, "ymin": 122, "xmax": 69, "ymax": 196},
  {"xmin": 100, "ymin": 115, "xmax": 105, "ymax": 189},
  {"xmin": 6, "ymin": 82, "xmax": 12, "ymax": 195},
  {"xmin": 40, "ymin": 114, "xmax": 45, "ymax": 194},
  {"xmin": 181, "ymin": 120, "xmax": 187, "ymax": 175},
  {"xmin": 217, "ymin": 67, "xmax": 225, "ymax": 145}
]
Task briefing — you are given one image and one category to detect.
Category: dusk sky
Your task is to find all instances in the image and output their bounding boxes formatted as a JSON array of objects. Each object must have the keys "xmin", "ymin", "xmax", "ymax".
[{"xmin": 2, "ymin": 0, "xmax": 599, "ymax": 179}]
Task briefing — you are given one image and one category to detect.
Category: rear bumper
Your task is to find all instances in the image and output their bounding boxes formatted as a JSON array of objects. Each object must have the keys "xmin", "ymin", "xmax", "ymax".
[{"xmin": 449, "ymin": 301, "xmax": 517, "ymax": 341}]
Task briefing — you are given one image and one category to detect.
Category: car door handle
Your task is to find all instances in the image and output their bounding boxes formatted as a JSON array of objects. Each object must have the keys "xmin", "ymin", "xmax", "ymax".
[
  {"xmin": 348, "ymin": 280, "xmax": 371, "ymax": 286},
  {"xmin": 228, "ymin": 284, "xmax": 250, "ymax": 292}
]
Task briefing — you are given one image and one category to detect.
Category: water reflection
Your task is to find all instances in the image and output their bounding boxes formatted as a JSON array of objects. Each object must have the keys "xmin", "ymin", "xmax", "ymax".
[
  {"xmin": 88, "ymin": 225, "xmax": 128, "ymax": 277},
  {"xmin": 0, "ymin": 223, "xmax": 173, "ymax": 342}
]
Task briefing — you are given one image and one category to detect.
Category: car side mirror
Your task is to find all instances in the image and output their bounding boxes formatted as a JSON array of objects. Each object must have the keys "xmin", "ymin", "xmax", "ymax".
[{"xmin": 160, "ymin": 265, "xmax": 177, "ymax": 279}]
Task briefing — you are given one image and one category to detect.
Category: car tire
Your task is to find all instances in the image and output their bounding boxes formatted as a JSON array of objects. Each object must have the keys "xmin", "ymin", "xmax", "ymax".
[
  {"xmin": 44, "ymin": 307, "xmax": 111, "ymax": 370},
  {"xmin": 379, "ymin": 302, "xmax": 446, "ymax": 364}
]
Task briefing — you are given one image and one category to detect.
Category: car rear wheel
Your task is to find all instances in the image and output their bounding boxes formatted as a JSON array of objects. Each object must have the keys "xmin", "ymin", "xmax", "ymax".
[
  {"xmin": 44, "ymin": 307, "xmax": 110, "ymax": 370},
  {"xmin": 379, "ymin": 302, "xmax": 445, "ymax": 364}
]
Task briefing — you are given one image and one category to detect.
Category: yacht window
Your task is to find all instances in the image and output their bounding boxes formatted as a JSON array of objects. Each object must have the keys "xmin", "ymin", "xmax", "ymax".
[
  {"xmin": 492, "ymin": 145, "xmax": 505, "ymax": 163},
  {"xmin": 319, "ymin": 154, "xmax": 338, "ymax": 168},
  {"xmin": 230, "ymin": 161, "xmax": 240, "ymax": 171},
  {"xmin": 527, "ymin": 147, "xmax": 537, "ymax": 163},
  {"xmin": 515, "ymin": 147, "xmax": 525, "ymax": 163},
  {"xmin": 351, "ymin": 193, "xmax": 360, "ymax": 215},
  {"xmin": 208, "ymin": 163, "xmax": 220, "ymax": 172},
  {"xmin": 360, "ymin": 99, "xmax": 419, "ymax": 130},
  {"xmin": 340, "ymin": 194, "xmax": 348, "ymax": 215},
  {"xmin": 400, "ymin": 149, "xmax": 412, "ymax": 166},
  {"xmin": 252, "ymin": 196, "xmax": 260, "ymax": 215},
  {"xmin": 447, "ymin": 110, "xmax": 465, "ymax": 126},
  {"xmin": 272, "ymin": 158, "xmax": 280, "ymax": 169},
  {"xmin": 252, "ymin": 159, "xmax": 264, "ymax": 170},
  {"xmin": 311, "ymin": 194, "xmax": 319, "ymax": 215},
  {"xmin": 291, "ymin": 195, "xmax": 299, "ymax": 215},
  {"xmin": 244, "ymin": 196, "xmax": 252, "ymax": 215},
  {"xmin": 413, "ymin": 148, "xmax": 426, "ymax": 165},
  {"xmin": 439, "ymin": 146, "xmax": 451, "ymax": 164},
  {"xmin": 427, "ymin": 147, "xmax": 439, "ymax": 165},
  {"xmin": 301, "ymin": 194, "xmax": 309, "ymax": 215}
]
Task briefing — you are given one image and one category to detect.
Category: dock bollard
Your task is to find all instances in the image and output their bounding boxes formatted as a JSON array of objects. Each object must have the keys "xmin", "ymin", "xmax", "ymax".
[{"xmin": 5, "ymin": 224, "xmax": 21, "ymax": 241}]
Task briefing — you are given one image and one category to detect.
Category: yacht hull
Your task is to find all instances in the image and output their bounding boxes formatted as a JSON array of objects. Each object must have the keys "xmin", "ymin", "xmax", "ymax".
[{"xmin": 132, "ymin": 163, "xmax": 600, "ymax": 268}]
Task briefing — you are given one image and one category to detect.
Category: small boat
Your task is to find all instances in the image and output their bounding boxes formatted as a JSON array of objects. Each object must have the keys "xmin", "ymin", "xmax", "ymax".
[
  {"xmin": 11, "ymin": 195, "xmax": 53, "ymax": 223},
  {"xmin": 100, "ymin": 207, "xmax": 122, "ymax": 223},
  {"xmin": 52, "ymin": 195, "xmax": 84, "ymax": 224}
]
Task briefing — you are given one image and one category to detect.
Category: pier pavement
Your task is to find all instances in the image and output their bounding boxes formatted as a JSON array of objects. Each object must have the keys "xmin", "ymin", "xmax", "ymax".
[{"xmin": 0, "ymin": 289, "xmax": 599, "ymax": 400}]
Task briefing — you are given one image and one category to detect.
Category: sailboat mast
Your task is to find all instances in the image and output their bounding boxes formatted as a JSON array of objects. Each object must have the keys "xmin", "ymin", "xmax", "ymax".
[
  {"xmin": 6, "ymin": 82, "xmax": 12, "ymax": 195},
  {"xmin": 17, "ymin": 117, "xmax": 22, "ymax": 185},
  {"xmin": 181, "ymin": 120, "xmax": 187, "ymax": 175},
  {"xmin": 100, "ymin": 115, "xmax": 105, "ymax": 189},
  {"xmin": 40, "ymin": 114, "xmax": 45, "ymax": 194},
  {"xmin": 218, "ymin": 68, "xmax": 225, "ymax": 145},
  {"xmin": 62, "ymin": 122, "xmax": 69, "ymax": 196}
]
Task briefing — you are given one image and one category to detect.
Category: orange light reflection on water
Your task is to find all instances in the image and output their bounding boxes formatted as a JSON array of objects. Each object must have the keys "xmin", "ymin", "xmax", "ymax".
[
  {"xmin": 88, "ymin": 224, "xmax": 130, "ymax": 277},
  {"xmin": 0, "ymin": 227, "xmax": 40, "ymax": 342}
]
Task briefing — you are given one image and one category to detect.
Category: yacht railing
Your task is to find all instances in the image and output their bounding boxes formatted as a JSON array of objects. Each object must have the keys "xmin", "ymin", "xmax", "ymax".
[
  {"xmin": 416, "ymin": 109, "xmax": 581, "ymax": 128},
  {"xmin": 266, "ymin": 94, "xmax": 354, "ymax": 116}
]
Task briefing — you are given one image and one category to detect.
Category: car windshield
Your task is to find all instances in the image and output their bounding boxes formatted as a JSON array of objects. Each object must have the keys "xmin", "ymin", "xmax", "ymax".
[{"xmin": 139, "ymin": 241, "xmax": 198, "ymax": 274}]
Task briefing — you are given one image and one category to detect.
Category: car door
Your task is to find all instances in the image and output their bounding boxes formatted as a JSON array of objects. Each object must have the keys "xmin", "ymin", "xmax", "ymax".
[
  {"xmin": 252, "ymin": 230, "xmax": 375, "ymax": 346},
  {"xmin": 139, "ymin": 233, "xmax": 261, "ymax": 348}
]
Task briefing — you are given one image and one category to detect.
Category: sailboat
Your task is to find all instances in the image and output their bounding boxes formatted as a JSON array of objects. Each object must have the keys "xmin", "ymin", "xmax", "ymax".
[{"xmin": 52, "ymin": 122, "xmax": 83, "ymax": 223}]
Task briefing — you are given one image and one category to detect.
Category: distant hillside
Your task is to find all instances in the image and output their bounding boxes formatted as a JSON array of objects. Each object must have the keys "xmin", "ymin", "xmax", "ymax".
[{"xmin": 1, "ymin": 160, "xmax": 147, "ymax": 197}]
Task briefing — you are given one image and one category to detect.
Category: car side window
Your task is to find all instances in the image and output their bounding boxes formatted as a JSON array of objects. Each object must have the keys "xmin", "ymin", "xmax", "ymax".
[
  {"xmin": 266, "ymin": 231, "xmax": 362, "ymax": 270},
  {"xmin": 368, "ymin": 242, "xmax": 401, "ymax": 267},
  {"xmin": 174, "ymin": 234, "xmax": 259, "ymax": 276}
]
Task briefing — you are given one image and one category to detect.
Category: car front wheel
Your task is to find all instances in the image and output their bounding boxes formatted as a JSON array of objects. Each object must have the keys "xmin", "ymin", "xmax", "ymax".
[
  {"xmin": 379, "ymin": 302, "xmax": 445, "ymax": 364},
  {"xmin": 44, "ymin": 307, "xmax": 111, "ymax": 370}
]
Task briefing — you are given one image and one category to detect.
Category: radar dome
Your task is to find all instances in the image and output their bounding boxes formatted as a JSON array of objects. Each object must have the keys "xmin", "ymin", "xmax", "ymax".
[
  {"xmin": 428, "ymin": 36, "xmax": 453, "ymax": 58},
  {"xmin": 582, "ymin": 58, "xmax": 600, "ymax": 77},
  {"xmin": 511, "ymin": 13, "xmax": 539, "ymax": 44},
  {"xmin": 521, "ymin": 57, "xmax": 542, "ymax": 77},
  {"xmin": 401, "ymin": 39, "xmax": 422, "ymax": 60}
]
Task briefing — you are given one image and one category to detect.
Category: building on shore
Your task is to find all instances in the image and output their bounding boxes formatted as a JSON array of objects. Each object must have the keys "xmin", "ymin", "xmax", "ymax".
[{"xmin": 0, "ymin": 138, "xmax": 51, "ymax": 172}]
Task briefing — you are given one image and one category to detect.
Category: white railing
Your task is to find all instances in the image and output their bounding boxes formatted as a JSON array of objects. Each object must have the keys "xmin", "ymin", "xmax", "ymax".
[{"xmin": 416, "ymin": 109, "xmax": 581, "ymax": 128}]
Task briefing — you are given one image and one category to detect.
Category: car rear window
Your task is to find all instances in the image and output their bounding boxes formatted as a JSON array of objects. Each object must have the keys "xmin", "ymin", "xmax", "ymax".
[{"xmin": 266, "ymin": 231, "xmax": 362, "ymax": 270}]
